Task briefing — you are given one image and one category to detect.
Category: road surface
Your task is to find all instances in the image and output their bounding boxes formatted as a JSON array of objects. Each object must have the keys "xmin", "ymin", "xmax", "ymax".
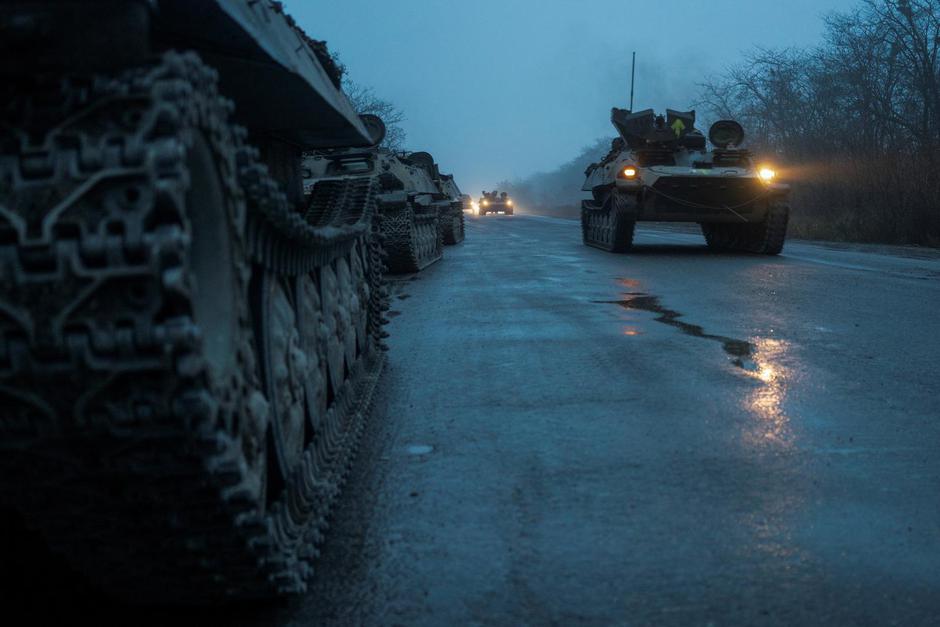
[
  {"xmin": 290, "ymin": 215, "xmax": 940, "ymax": 625},
  {"xmin": 7, "ymin": 215, "xmax": 940, "ymax": 625}
]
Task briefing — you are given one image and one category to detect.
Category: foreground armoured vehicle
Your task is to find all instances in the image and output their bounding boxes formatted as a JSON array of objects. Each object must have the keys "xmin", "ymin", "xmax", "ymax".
[
  {"xmin": 582, "ymin": 109, "xmax": 790, "ymax": 254},
  {"xmin": 305, "ymin": 129, "xmax": 455, "ymax": 273},
  {"xmin": 0, "ymin": 0, "xmax": 388, "ymax": 603},
  {"xmin": 478, "ymin": 191, "xmax": 515, "ymax": 215}
]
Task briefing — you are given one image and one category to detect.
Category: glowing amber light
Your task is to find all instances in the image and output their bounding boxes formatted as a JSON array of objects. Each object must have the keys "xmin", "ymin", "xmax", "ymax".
[
  {"xmin": 623, "ymin": 167, "xmax": 638, "ymax": 178},
  {"xmin": 758, "ymin": 167, "xmax": 776, "ymax": 182},
  {"xmin": 506, "ymin": 199, "xmax": 513, "ymax": 206}
]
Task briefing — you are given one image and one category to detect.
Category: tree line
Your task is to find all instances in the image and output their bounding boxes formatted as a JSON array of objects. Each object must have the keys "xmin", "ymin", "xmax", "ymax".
[{"xmin": 700, "ymin": 0, "xmax": 940, "ymax": 245}]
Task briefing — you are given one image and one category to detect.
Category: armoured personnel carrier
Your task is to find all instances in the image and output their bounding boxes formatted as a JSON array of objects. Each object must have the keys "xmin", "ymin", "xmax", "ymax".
[
  {"xmin": 582, "ymin": 109, "xmax": 790, "ymax": 254},
  {"xmin": 478, "ymin": 191, "xmax": 515, "ymax": 215},
  {"xmin": 436, "ymin": 172, "xmax": 466, "ymax": 245},
  {"xmin": 305, "ymin": 131, "xmax": 450, "ymax": 273},
  {"xmin": 0, "ymin": 0, "xmax": 389, "ymax": 603}
]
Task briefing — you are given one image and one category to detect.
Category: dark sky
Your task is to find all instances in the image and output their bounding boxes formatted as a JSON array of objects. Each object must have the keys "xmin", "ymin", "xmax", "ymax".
[{"xmin": 289, "ymin": 0, "xmax": 858, "ymax": 193}]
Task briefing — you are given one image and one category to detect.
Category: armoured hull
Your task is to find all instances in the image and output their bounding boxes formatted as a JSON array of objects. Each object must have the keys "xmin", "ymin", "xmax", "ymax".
[
  {"xmin": 305, "ymin": 146, "xmax": 456, "ymax": 274},
  {"xmin": 581, "ymin": 108, "xmax": 790, "ymax": 254},
  {"xmin": 478, "ymin": 200, "xmax": 514, "ymax": 215},
  {"xmin": 0, "ymin": 1, "xmax": 388, "ymax": 603}
]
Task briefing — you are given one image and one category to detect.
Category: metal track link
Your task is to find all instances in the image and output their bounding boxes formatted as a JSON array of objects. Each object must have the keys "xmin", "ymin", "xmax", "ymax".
[
  {"xmin": 581, "ymin": 193, "xmax": 636, "ymax": 253},
  {"xmin": 381, "ymin": 203, "xmax": 443, "ymax": 274},
  {"xmin": 441, "ymin": 203, "xmax": 465, "ymax": 245}
]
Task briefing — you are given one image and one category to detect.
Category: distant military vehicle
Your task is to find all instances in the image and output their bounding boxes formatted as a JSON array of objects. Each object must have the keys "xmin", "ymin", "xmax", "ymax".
[
  {"xmin": 582, "ymin": 109, "xmax": 789, "ymax": 254},
  {"xmin": 478, "ymin": 191, "xmax": 515, "ymax": 215},
  {"xmin": 305, "ymin": 121, "xmax": 454, "ymax": 273},
  {"xmin": 460, "ymin": 194, "xmax": 474, "ymax": 213},
  {"xmin": 0, "ymin": 0, "xmax": 388, "ymax": 603}
]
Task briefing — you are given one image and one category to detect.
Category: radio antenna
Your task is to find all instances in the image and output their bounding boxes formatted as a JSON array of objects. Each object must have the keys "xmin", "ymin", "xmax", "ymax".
[{"xmin": 629, "ymin": 52, "xmax": 636, "ymax": 112}]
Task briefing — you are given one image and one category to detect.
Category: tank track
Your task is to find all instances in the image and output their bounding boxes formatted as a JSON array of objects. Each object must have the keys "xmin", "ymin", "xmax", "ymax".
[
  {"xmin": 380, "ymin": 200, "xmax": 443, "ymax": 274},
  {"xmin": 0, "ymin": 52, "xmax": 388, "ymax": 603},
  {"xmin": 701, "ymin": 200, "xmax": 789, "ymax": 255},
  {"xmin": 581, "ymin": 192, "xmax": 636, "ymax": 252},
  {"xmin": 441, "ymin": 203, "xmax": 465, "ymax": 245}
]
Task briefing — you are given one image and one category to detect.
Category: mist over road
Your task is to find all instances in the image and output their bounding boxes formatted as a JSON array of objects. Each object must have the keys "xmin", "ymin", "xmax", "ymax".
[{"xmin": 287, "ymin": 215, "xmax": 940, "ymax": 625}]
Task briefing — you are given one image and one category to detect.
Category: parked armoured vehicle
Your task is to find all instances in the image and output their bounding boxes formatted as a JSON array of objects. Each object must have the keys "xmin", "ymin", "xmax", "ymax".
[
  {"xmin": 0, "ymin": 0, "xmax": 388, "ymax": 603},
  {"xmin": 582, "ymin": 109, "xmax": 789, "ymax": 254},
  {"xmin": 436, "ymin": 172, "xmax": 466, "ymax": 245},
  {"xmin": 305, "ymin": 130, "xmax": 451, "ymax": 273},
  {"xmin": 478, "ymin": 191, "xmax": 515, "ymax": 215}
]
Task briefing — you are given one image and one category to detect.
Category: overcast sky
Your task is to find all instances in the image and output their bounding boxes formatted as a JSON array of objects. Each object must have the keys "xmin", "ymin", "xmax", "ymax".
[{"xmin": 289, "ymin": 0, "xmax": 859, "ymax": 193}]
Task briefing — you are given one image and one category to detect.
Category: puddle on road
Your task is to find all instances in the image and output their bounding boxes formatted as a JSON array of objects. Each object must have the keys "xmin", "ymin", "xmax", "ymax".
[
  {"xmin": 595, "ymin": 293, "xmax": 757, "ymax": 371},
  {"xmin": 597, "ymin": 281, "xmax": 797, "ymax": 450},
  {"xmin": 406, "ymin": 444, "xmax": 434, "ymax": 456}
]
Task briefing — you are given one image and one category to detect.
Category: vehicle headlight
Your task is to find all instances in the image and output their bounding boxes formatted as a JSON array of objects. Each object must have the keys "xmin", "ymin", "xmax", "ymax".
[
  {"xmin": 483, "ymin": 200, "xmax": 490, "ymax": 206},
  {"xmin": 758, "ymin": 167, "xmax": 776, "ymax": 182},
  {"xmin": 506, "ymin": 199, "xmax": 513, "ymax": 206},
  {"xmin": 621, "ymin": 166, "xmax": 638, "ymax": 179}
]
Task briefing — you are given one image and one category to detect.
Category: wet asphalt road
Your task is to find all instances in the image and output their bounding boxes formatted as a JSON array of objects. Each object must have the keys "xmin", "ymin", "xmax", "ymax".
[
  {"xmin": 6, "ymin": 214, "xmax": 939, "ymax": 625},
  {"xmin": 282, "ymin": 215, "xmax": 940, "ymax": 625}
]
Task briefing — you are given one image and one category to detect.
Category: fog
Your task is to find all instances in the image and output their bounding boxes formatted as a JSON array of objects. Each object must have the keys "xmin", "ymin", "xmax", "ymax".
[{"xmin": 288, "ymin": 0, "xmax": 859, "ymax": 193}]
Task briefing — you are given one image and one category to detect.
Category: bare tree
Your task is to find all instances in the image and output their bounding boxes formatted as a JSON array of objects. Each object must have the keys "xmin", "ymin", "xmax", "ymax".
[
  {"xmin": 343, "ymin": 82, "xmax": 408, "ymax": 151},
  {"xmin": 697, "ymin": 0, "xmax": 940, "ymax": 245},
  {"xmin": 328, "ymin": 51, "xmax": 408, "ymax": 151}
]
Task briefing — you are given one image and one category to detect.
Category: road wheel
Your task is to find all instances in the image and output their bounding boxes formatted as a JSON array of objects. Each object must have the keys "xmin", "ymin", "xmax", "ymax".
[{"xmin": 255, "ymin": 271, "xmax": 307, "ymax": 492}]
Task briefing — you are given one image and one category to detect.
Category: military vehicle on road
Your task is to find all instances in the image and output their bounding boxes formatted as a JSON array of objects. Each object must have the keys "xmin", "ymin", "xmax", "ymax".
[
  {"xmin": 436, "ymin": 172, "xmax": 466, "ymax": 245},
  {"xmin": 0, "ymin": 0, "xmax": 388, "ymax": 603},
  {"xmin": 478, "ymin": 191, "xmax": 515, "ymax": 216},
  {"xmin": 305, "ymin": 126, "xmax": 455, "ymax": 273},
  {"xmin": 582, "ymin": 109, "xmax": 790, "ymax": 254}
]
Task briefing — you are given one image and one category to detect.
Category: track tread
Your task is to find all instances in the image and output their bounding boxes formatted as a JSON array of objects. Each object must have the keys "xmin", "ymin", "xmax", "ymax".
[{"xmin": 0, "ymin": 51, "xmax": 387, "ymax": 603}]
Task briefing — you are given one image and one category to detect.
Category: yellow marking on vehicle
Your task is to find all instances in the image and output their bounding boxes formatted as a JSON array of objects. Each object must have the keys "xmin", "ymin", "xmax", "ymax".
[{"xmin": 671, "ymin": 118, "xmax": 686, "ymax": 137}]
